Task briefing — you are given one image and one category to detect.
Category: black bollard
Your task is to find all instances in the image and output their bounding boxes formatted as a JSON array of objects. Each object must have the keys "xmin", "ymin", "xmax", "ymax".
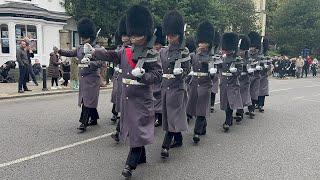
[{"xmin": 42, "ymin": 65, "xmax": 48, "ymax": 91}]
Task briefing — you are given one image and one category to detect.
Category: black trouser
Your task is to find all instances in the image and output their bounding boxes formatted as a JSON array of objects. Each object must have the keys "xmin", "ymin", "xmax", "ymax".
[
  {"xmin": 303, "ymin": 67, "xmax": 308, "ymax": 77},
  {"xmin": 225, "ymin": 104, "xmax": 233, "ymax": 126},
  {"xmin": 18, "ymin": 65, "xmax": 28, "ymax": 91},
  {"xmin": 126, "ymin": 146, "xmax": 146, "ymax": 169},
  {"xmin": 258, "ymin": 96, "xmax": 265, "ymax": 107},
  {"xmin": 79, "ymin": 105, "xmax": 100, "ymax": 125},
  {"xmin": 116, "ymin": 120, "xmax": 120, "ymax": 132},
  {"xmin": 312, "ymin": 70, "xmax": 317, "ymax": 77},
  {"xmin": 51, "ymin": 77, "xmax": 58, "ymax": 87},
  {"xmin": 211, "ymin": 92, "xmax": 216, "ymax": 107},
  {"xmin": 194, "ymin": 116, "xmax": 207, "ymax": 135},
  {"xmin": 248, "ymin": 99, "xmax": 258, "ymax": 112},
  {"xmin": 112, "ymin": 104, "xmax": 118, "ymax": 116},
  {"xmin": 162, "ymin": 131, "xmax": 182, "ymax": 150},
  {"xmin": 28, "ymin": 64, "xmax": 37, "ymax": 84}
]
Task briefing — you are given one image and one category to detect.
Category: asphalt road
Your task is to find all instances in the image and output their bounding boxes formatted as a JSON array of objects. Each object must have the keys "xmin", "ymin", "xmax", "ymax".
[{"xmin": 1, "ymin": 77, "xmax": 320, "ymax": 180}]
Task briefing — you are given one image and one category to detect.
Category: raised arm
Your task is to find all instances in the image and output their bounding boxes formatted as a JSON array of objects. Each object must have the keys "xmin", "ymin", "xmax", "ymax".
[{"xmin": 93, "ymin": 48, "xmax": 121, "ymax": 64}]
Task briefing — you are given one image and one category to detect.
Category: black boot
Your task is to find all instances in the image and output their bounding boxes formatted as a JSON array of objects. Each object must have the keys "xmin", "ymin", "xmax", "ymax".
[
  {"xmin": 77, "ymin": 123, "xmax": 87, "ymax": 133},
  {"xmin": 259, "ymin": 106, "xmax": 264, "ymax": 113},
  {"xmin": 235, "ymin": 113, "xmax": 243, "ymax": 123},
  {"xmin": 155, "ymin": 119, "xmax": 162, "ymax": 127},
  {"xmin": 88, "ymin": 119, "xmax": 97, "ymax": 126},
  {"xmin": 111, "ymin": 115, "xmax": 118, "ymax": 123},
  {"xmin": 170, "ymin": 133, "xmax": 183, "ymax": 148},
  {"xmin": 223, "ymin": 123, "xmax": 230, "ymax": 132},
  {"xmin": 193, "ymin": 134, "xmax": 200, "ymax": 144},
  {"xmin": 111, "ymin": 131, "xmax": 120, "ymax": 142},
  {"xmin": 210, "ymin": 106, "xmax": 214, "ymax": 113},
  {"xmin": 121, "ymin": 165, "xmax": 133, "ymax": 178},
  {"xmin": 161, "ymin": 148, "xmax": 169, "ymax": 159}
]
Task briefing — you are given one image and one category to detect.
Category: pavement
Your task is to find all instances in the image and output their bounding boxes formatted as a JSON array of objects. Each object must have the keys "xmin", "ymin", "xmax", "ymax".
[
  {"xmin": 0, "ymin": 80, "xmax": 111, "ymax": 100},
  {"xmin": 0, "ymin": 76, "xmax": 320, "ymax": 180}
]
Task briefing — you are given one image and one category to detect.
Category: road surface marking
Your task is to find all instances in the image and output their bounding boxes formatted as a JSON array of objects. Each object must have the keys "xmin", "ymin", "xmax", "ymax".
[{"xmin": 0, "ymin": 133, "xmax": 112, "ymax": 168}]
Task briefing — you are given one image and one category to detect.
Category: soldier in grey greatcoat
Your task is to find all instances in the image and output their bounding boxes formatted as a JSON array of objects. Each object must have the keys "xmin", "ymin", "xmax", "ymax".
[
  {"xmin": 258, "ymin": 38, "xmax": 271, "ymax": 112},
  {"xmin": 110, "ymin": 15, "xmax": 130, "ymax": 123},
  {"xmin": 235, "ymin": 35, "xmax": 252, "ymax": 122},
  {"xmin": 58, "ymin": 18, "xmax": 102, "ymax": 133},
  {"xmin": 153, "ymin": 26, "xmax": 166, "ymax": 127},
  {"xmin": 185, "ymin": 37, "xmax": 196, "ymax": 122},
  {"xmin": 210, "ymin": 31, "xmax": 221, "ymax": 113},
  {"xmin": 186, "ymin": 21, "xmax": 215, "ymax": 144},
  {"xmin": 219, "ymin": 33, "xmax": 243, "ymax": 132},
  {"xmin": 93, "ymin": 5, "xmax": 162, "ymax": 178},
  {"xmin": 110, "ymin": 15, "xmax": 131, "ymax": 142},
  {"xmin": 246, "ymin": 31, "xmax": 262, "ymax": 119},
  {"xmin": 159, "ymin": 10, "xmax": 191, "ymax": 159}
]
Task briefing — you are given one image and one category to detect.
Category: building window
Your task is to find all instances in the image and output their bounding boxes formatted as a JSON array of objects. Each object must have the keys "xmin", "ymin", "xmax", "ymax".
[
  {"xmin": 0, "ymin": 24, "xmax": 10, "ymax": 54},
  {"xmin": 15, "ymin": 24, "xmax": 38, "ymax": 54}
]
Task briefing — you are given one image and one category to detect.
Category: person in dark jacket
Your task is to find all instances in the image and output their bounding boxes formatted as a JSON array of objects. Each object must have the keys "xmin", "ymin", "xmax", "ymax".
[
  {"xmin": 16, "ymin": 40, "xmax": 31, "ymax": 93},
  {"xmin": 61, "ymin": 60, "xmax": 71, "ymax": 87},
  {"xmin": 59, "ymin": 18, "xmax": 102, "ymax": 132},
  {"xmin": 159, "ymin": 10, "xmax": 191, "ymax": 159},
  {"xmin": 48, "ymin": 47, "xmax": 62, "ymax": 89},
  {"xmin": 32, "ymin": 59, "xmax": 42, "ymax": 80},
  {"xmin": 92, "ymin": 6, "xmax": 162, "ymax": 178}
]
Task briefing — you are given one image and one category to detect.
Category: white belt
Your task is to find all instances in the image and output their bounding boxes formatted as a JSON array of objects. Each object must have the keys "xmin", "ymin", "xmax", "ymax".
[
  {"xmin": 241, "ymin": 72, "xmax": 247, "ymax": 76},
  {"xmin": 162, "ymin": 74, "xmax": 175, "ymax": 79},
  {"xmin": 122, "ymin": 78, "xmax": 145, "ymax": 85},
  {"xmin": 222, "ymin": 72, "xmax": 233, "ymax": 77},
  {"xmin": 78, "ymin": 64, "xmax": 89, "ymax": 68},
  {"xmin": 192, "ymin": 72, "xmax": 208, "ymax": 77}
]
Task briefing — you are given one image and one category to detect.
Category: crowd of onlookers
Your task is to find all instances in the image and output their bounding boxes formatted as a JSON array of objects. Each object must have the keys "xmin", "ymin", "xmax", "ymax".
[{"xmin": 271, "ymin": 55, "xmax": 318, "ymax": 79}]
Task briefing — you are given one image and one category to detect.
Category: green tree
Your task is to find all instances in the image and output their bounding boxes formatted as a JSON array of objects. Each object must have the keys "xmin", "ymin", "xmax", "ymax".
[{"xmin": 269, "ymin": 0, "xmax": 320, "ymax": 56}]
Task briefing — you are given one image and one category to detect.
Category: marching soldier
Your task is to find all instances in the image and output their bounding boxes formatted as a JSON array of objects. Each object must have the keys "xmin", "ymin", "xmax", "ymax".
[
  {"xmin": 246, "ymin": 31, "xmax": 262, "ymax": 119},
  {"xmin": 235, "ymin": 35, "xmax": 252, "ymax": 122},
  {"xmin": 93, "ymin": 5, "xmax": 162, "ymax": 178},
  {"xmin": 110, "ymin": 15, "xmax": 131, "ymax": 142},
  {"xmin": 219, "ymin": 32, "xmax": 243, "ymax": 132},
  {"xmin": 58, "ymin": 18, "xmax": 102, "ymax": 133},
  {"xmin": 186, "ymin": 21, "xmax": 215, "ymax": 143},
  {"xmin": 186, "ymin": 37, "xmax": 196, "ymax": 123},
  {"xmin": 153, "ymin": 26, "xmax": 166, "ymax": 127},
  {"xmin": 160, "ymin": 10, "xmax": 191, "ymax": 158},
  {"xmin": 211, "ymin": 31, "xmax": 221, "ymax": 113},
  {"xmin": 258, "ymin": 38, "xmax": 270, "ymax": 112}
]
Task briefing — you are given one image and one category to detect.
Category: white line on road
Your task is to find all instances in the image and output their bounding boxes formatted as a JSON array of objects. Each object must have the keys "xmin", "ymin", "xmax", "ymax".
[
  {"xmin": 270, "ymin": 88, "xmax": 293, "ymax": 92},
  {"xmin": 297, "ymin": 99, "xmax": 320, "ymax": 103},
  {"xmin": 0, "ymin": 133, "xmax": 112, "ymax": 168}
]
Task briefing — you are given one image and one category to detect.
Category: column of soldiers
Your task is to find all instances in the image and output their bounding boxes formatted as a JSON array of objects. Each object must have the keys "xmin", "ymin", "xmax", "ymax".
[{"xmin": 58, "ymin": 5, "xmax": 271, "ymax": 178}]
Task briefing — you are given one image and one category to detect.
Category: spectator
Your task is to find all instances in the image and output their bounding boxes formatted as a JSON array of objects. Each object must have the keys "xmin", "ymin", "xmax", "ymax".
[
  {"xmin": 61, "ymin": 60, "xmax": 71, "ymax": 87},
  {"xmin": 48, "ymin": 47, "xmax": 62, "ymax": 90},
  {"xmin": 32, "ymin": 59, "xmax": 42, "ymax": 81},
  {"xmin": 295, "ymin": 56, "xmax": 304, "ymax": 78},
  {"xmin": 16, "ymin": 40, "xmax": 31, "ymax": 93},
  {"xmin": 311, "ymin": 61, "xmax": 318, "ymax": 77}
]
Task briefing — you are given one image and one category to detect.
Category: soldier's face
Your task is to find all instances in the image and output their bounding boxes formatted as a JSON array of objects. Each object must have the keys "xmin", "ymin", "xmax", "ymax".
[
  {"xmin": 153, "ymin": 43, "xmax": 162, "ymax": 52},
  {"xmin": 167, "ymin": 34, "xmax": 180, "ymax": 45},
  {"xmin": 122, "ymin": 36, "xmax": 130, "ymax": 45},
  {"xmin": 198, "ymin": 43, "xmax": 209, "ymax": 52},
  {"xmin": 131, "ymin": 36, "xmax": 146, "ymax": 46}
]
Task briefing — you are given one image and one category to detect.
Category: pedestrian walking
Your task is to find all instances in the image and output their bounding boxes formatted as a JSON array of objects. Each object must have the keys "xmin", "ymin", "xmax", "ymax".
[{"xmin": 48, "ymin": 47, "xmax": 62, "ymax": 90}]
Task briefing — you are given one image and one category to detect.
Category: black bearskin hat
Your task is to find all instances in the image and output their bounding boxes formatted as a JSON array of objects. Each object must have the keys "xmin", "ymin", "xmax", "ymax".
[
  {"xmin": 77, "ymin": 17, "xmax": 96, "ymax": 40},
  {"xmin": 248, "ymin": 31, "xmax": 261, "ymax": 49},
  {"xmin": 155, "ymin": 26, "xmax": 166, "ymax": 46},
  {"xmin": 126, "ymin": 5, "xmax": 154, "ymax": 39},
  {"xmin": 196, "ymin": 21, "xmax": 215, "ymax": 47},
  {"xmin": 186, "ymin": 36, "xmax": 196, "ymax": 53},
  {"xmin": 114, "ymin": 30, "xmax": 122, "ymax": 46},
  {"xmin": 118, "ymin": 15, "xmax": 127, "ymax": 37},
  {"xmin": 239, "ymin": 35, "xmax": 251, "ymax": 51},
  {"xmin": 163, "ymin": 10, "xmax": 184, "ymax": 36},
  {"xmin": 263, "ymin": 38, "xmax": 269, "ymax": 55},
  {"xmin": 213, "ymin": 31, "xmax": 221, "ymax": 48},
  {"xmin": 221, "ymin": 32, "xmax": 239, "ymax": 52}
]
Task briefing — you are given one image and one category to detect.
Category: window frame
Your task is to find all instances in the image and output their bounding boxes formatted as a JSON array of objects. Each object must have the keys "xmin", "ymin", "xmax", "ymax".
[
  {"xmin": 0, "ymin": 24, "xmax": 10, "ymax": 54},
  {"xmin": 15, "ymin": 24, "xmax": 38, "ymax": 54}
]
